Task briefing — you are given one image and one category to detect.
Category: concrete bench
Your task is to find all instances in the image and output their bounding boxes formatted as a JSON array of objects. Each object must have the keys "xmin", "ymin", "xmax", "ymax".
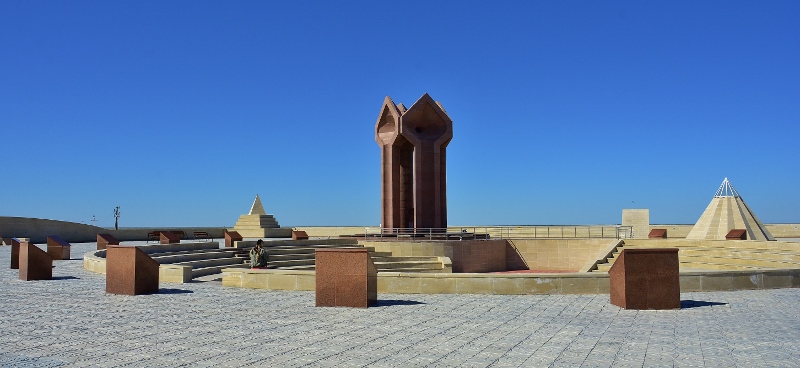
[
  {"xmin": 19, "ymin": 242, "xmax": 53, "ymax": 281},
  {"xmin": 726, "ymin": 229, "xmax": 747, "ymax": 240},
  {"xmin": 292, "ymin": 230, "xmax": 309, "ymax": 240},
  {"xmin": 10, "ymin": 238, "xmax": 22, "ymax": 269},
  {"xmin": 160, "ymin": 231, "xmax": 181, "ymax": 244},
  {"xmin": 46, "ymin": 235, "xmax": 71, "ymax": 260},
  {"xmin": 147, "ymin": 232, "xmax": 160, "ymax": 243},
  {"xmin": 194, "ymin": 231, "xmax": 211, "ymax": 241},
  {"xmin": 170, "ymin": 230, "xmax": 187, "ymax": 240},
  {"xmin": 97, "ymin": 233, "xmax": 120, "ymax": 250},
  {"xmin": 224, "ymin": 230, "xmax": 243, "ymax": 248}
]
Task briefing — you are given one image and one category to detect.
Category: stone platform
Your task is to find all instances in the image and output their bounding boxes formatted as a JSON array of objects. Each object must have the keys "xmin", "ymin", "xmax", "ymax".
[{"xmin": 2, "ymin": 242, "xmax": 800, "ymax": 366}]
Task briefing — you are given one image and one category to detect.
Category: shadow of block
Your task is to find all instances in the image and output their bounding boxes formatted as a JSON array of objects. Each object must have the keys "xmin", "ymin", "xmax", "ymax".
[
  {"xmin": 159, "ymin": 231, "xmax": 180, "ymax": 244},
  {"xmin": 10, "ymin": 238, "xmax": 21, "ymax": 269},
  {"xmin": 19, "ymin": 242, "xmax": 53, "ymax": 280},
  {"xmin": 225, "ymin": 231, "xmax": 243, "ymax": 248},
  {"xmin": 609, "ymin": 248, "xmax": 679, "ymax": 310},
  {"xmin": 648, "ymin": 229, "xmax": 667, "ymax": 239},
  {"xmin": 106, "ymin": 246, "xmax": 159, "ymax": 295},
  {"xmin": 726, "ymin": 229, "xmax": 747, "ymax": 240},
  {"xmin": 292, "ymin": 231, "xmax": 309, "ymax": 240},
  {"xmin": 97, "ymin": 234, "xmax": 120, "ymax": 250},
  {"xmin": 315, "ymin": 248, "xmax": 377, "ymax": 308},
  {"xmin": 46, "ymin": 235, "xmax": 72, "ymax": 260}
]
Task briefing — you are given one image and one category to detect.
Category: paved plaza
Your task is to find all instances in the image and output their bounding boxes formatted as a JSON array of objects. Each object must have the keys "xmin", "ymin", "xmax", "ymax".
[{"xmin": 2, "ymin": 243, "xmax": 800, "ymax": 367}]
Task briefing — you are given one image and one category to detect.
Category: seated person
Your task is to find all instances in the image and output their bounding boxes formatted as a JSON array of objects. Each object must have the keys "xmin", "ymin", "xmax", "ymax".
[{"xmin": 249, "ymin": 239, "xmax": 268, "ymax": 269}]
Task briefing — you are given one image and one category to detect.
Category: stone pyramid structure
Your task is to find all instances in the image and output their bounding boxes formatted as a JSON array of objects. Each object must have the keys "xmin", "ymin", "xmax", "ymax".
[
  {"xmin": 231, "ymin": 195, "xmax": 292, "ymax": 238},
  {"xmin": 686, "ymin": 178, "xmax": 775, "ymax": 241}
]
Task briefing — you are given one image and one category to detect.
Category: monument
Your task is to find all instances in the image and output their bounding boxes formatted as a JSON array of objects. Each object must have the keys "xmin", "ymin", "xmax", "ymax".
[
  {"xmin": 231, "ymin": 195, "xmax": 292, "ymax": 238},
  {"xmin": 375, "ymin": 93, "xmax": 452, "ymax": 230},
  {"xmin": 686, "ymin": 178, "xmax": 775, "ymax": 241}
]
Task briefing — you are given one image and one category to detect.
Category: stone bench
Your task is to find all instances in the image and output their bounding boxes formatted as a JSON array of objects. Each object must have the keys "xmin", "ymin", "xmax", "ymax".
[
  {"xmin": 10, "ymin": 238, "xmax": 21, "ymax": 269},
  {"xmin": 19, "ymin": 242, "xmax": 53, "ymax": 281},
  {"xmin": 193, "ymin": 231, "xmax": 211, "ymax": 241},
  {"xmin": 224, "ymin": 231, "xmax": 243, "ymax": 248},
  {"xmin": 46, "ymin": 235, "xmax": 71, "ymax": 260},
  {"xmin": 292, "ymin": 230, "xmax": 309, "ymax": 240},
  {"xmin": 160, "ymin": 231, "xmax": 181, "ymax": 244},
  {"xmin": 97, "ymin": 233, "xmax": 120, "ymax": 250},
  {"xmin": 648, "ymin": 229, "xmax": 667, "ymax": 239}
]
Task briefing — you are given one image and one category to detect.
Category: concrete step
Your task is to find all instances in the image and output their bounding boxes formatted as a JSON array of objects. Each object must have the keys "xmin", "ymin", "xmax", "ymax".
[
  {"xmin": 374, "ymin": 261, "xmax": 443, "ymax": 270},
  {"xmin": 192, "ymin": 264, "xmax": 248, "ymax": 277},
  {"xmin": 175, "ymin": 257, "xmax": 246, "ymax": 269},
  {"xmin": 269, "ymin": 259, "xmax": 316, "ymax": 268},
  {"xmin": 151, "ymin": 250, "xmax": 238, "ymax": 264}
]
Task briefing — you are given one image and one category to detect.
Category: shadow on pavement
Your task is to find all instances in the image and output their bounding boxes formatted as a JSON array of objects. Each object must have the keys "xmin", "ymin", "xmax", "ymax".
[
  {"xmin": 373, "ymin": 299, "xmax": 426, "ymax": 307},
  {"xmin": 681, "ymin": 300, "xmax": 727, "ymax": 308},
  {"xmin": 159, "ymin": 288, "xmax": 194, "ymax": 294},
  {"xmin": 52, "ymin": 276, "xmax": 80, "ymax": 280}
]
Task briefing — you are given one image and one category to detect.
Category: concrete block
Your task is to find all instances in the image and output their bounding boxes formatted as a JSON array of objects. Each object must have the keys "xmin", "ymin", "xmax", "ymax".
[
  {"xmin": 106, "ymin": 246, "xmax": 159, "ymax": 295},
  {"xmin": 315, "ymin": 248, "xmax": 377, "ymax": 308},
  {"xmin": 46, "ymin": 235, "xmax": 71, "ymax": 260},
  {"xmin": 19, "ymin": 242, "xmax": 53, "ymax": 281}
]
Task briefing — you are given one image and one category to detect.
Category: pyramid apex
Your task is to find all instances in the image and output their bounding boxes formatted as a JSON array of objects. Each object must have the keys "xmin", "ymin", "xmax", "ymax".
[
  {"xmin": 714, "ymin": 178, "xmax": 739, "ymax": 198},
  {"xmin": 249, "ymin": 195, "xmax": 267, "ymax": 215}
]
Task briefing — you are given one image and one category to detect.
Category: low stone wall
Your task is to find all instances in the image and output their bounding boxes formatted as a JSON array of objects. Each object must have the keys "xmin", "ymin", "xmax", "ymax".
[
  {"xmin": 506, "ymin": 238, "xmax": 618, "ymax": 271},
  {"xmin": 360, "ymin": 240, "xmax": 508, "ymax": 273},
  {"xmin": 0, "ymin": 216, "xmax": 225, "ymax": 243},
  {"xmin": 220, "ymin": 268, "xmax": 800, "ymax": 294},
  {"xmin": 83, "ymin": 242, "xmax": 219, "ymax": 283}
]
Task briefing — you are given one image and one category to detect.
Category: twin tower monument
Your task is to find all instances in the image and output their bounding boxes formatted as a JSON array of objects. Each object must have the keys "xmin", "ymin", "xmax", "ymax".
[{"xmin": 375, "ymin": 94, "xmax": 452, "ymax": 230}]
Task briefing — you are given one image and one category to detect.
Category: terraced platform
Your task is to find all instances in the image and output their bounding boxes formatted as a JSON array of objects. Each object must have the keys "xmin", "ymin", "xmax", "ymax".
[
  {"xmin": 591, "ymin": 239, "xmax": 800, "ymax": 272},
  {"xmin": 84, "ymin": 239, "xmax": 451, "ymax": 282}
]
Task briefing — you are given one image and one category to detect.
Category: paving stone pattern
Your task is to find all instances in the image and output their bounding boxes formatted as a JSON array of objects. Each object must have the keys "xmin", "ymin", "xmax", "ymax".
[{"xmin": 1, "ymin": 242, "xmax": 800, "ymax": 367}]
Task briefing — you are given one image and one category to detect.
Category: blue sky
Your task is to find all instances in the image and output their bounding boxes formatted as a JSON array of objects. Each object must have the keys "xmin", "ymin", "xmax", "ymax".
[{"xmin": 1, "ymin": 1, "xmax": 798, "ymax": 227}]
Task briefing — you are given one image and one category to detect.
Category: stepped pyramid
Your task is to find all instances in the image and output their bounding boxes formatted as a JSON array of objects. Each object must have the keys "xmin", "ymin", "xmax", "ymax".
[
  {"xmin": 231, "ymin": 195, "xmax": 292, "ymax": 238},
  {"xmin": 686, "ymin": 178, "xmax": 775, "ymax": 241}
]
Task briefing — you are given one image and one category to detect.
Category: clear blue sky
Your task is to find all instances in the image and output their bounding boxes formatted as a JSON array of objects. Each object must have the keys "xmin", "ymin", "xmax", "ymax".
[{"xmin": 1, "ymin": 1, "xmax": 798, "ymax": 227}]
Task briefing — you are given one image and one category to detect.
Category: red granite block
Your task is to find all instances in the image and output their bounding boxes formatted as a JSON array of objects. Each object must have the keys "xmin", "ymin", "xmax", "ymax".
[
  {"xmin": 97, "ymin": 233, "xmax": 120, "ymax": 250},
  {"xmin": 10, "ymin": 238, "xmax": 21, "ymax": 269},
  {"xmin": 106, "ymin": 245, "xmax": 159, "ymax": 295},
  {"xmin": 46, "ymin": 235, "xmax": 71, "ymax": 260},
  {"xmin": 224, "ymin": 231, "xmax": 243, "ymax": 248},
  {"xmin": 19, "ymin": 242, "xmax": 53, "ymax": 281},
  {"xmin": 292, "ymin": 231, "xmax": 309, "ymax": 240},
  {"xmin": 726, "ymin": 229, "xmax": 747, "ymax": 240},
  {"xmin": 315, "ymin": 248, "xmax": 377, "ymax": 308},
  {"xmin": 2, "ymin": 237, "xmax": 13, "ymax": 246},
  {"xmin": 159, "ymin": 231, "xmax": 180, "ymax": 244},
  {"xmin": 648, "ymin": 229, "xmax": 668, "ymax": 239},
  {"xmin": 609, "ymin": 248, "xmax": 680, "ymax": 310}
]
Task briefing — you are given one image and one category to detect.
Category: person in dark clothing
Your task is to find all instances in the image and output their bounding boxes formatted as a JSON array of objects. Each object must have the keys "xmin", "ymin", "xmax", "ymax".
[{"xmin": 249, "ymin": 239, "xmax": 268, "ymax": 269}]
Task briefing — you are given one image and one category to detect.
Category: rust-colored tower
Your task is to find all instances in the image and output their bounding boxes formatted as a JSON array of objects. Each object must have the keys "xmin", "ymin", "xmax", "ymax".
[{"xmin": 375, "ymin": 94, "xmax": 453, "ymax": 230}]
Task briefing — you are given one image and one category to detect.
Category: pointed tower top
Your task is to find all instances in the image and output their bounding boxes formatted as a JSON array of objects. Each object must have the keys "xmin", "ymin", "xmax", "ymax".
[
  {"xmin": 249, "ymin": 195, "xmax": 267, "ymax": 215},
  {"xmin": 714, "ymin": 178, "xmax": 740, "ymax": 198}
]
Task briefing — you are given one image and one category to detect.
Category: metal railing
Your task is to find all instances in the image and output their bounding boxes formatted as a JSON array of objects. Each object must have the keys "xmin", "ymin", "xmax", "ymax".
[{"xmin": 356, "ymin": 225, "xmax": 633, "ymax": 241}]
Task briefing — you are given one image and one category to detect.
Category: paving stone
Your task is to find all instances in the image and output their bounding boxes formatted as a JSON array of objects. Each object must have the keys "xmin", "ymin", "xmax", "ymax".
[{"xmin": 3, "ymin": 242, "xmax": 800, "ymax": 366}]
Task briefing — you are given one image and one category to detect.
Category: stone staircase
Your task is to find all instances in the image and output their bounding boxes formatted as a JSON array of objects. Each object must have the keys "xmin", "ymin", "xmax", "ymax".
[
  {"xmin": 232, "ymin": 244, "xmax": 449, "ymax": 273},
  {"xmin": 141, "ymin": 240, "xmax": 450, "ymax": 281},
  {"xmin": 590, "ymin": 240, "xmax": 800, "ymax": 272}
]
